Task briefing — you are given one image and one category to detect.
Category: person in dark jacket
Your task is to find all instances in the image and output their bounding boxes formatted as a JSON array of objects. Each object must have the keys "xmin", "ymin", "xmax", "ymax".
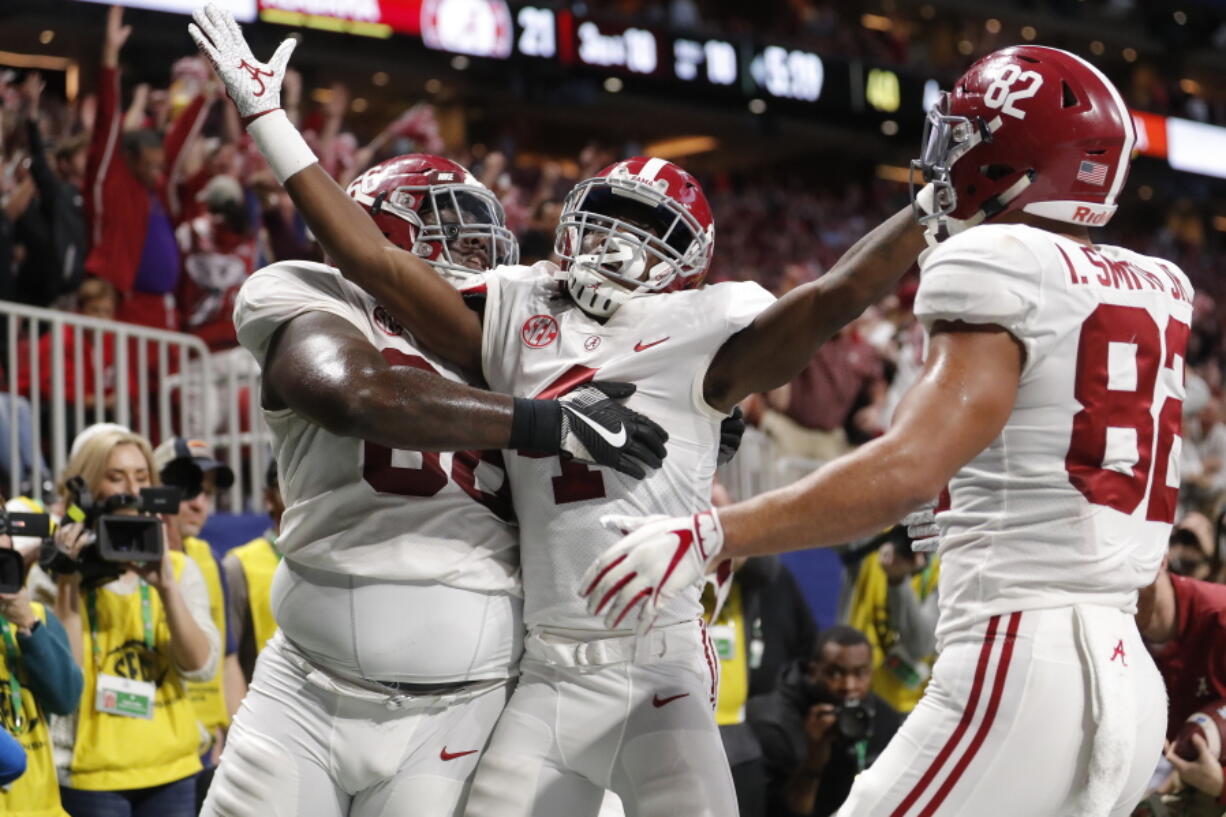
[
  {"xmin": 748, "ymin": 626, "xmax": 900, "ymax": 817},
  {"xmin": 16, "ymin": 72, "xmax": 87, "ymax": 308}
]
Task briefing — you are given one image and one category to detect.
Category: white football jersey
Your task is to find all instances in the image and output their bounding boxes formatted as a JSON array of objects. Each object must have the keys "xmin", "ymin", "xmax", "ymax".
[
  {"xmin": 234, "ymin": 260, "xmax": 518, "ymax": 593},
  {"xmin": 914, "ymin": 224, "xmax": 1194, "ymax": 645},
  {"xmin": 476, "ymin": 263, "xmax": 774, "ymax": 630}
]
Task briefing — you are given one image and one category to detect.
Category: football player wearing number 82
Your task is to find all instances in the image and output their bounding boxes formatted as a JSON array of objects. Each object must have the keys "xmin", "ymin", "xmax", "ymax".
[{"xmin": 583, "ymin": 46, "xmax": 1192, "ymax": 817}]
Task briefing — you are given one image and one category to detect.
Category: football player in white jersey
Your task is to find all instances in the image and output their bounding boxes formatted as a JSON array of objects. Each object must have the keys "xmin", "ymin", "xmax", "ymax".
[
  {"xmin": 585, "ymin": 46, "xmax": 1188, "ymax": 817},
  {"xmin": 197, "ymin": 109, "xmax": 671, "ymax": 817},
  {"xmin": 189, "ymin": 7, "xmax": 928, "ymax": 815}
]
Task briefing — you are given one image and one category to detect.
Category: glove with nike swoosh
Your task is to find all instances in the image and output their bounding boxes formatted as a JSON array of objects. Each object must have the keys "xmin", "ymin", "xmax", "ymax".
[
  {"xmin": 580, "ymin": 510, "xmax": 726, "ymax": 635},
  {"xmin": 557, "ymin": 382, "xmax": 668, "ymax": 479}
]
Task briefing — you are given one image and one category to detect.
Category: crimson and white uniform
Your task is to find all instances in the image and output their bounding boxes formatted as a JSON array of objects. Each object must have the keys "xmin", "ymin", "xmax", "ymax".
[
  {"xmin": 462, "ymin": 262, "xmax": 774, "ymax": 817},
  {"xmin": 840, "ymin": 224, "xmax": 1189, "ymax": 817},
  {"xmin": 203, "ymin": 261, "xmax": 522, "ymax": 817}
]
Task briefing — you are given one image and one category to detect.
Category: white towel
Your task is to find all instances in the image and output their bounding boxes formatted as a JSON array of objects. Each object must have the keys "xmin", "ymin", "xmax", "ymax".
[{"xmin": 1071, "ymin": 604, "xmax": 1136, "ymax": 817}]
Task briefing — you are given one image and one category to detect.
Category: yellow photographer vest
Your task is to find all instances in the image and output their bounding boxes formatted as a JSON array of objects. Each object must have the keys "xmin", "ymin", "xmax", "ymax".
[
  {"xmin": 232, "ymin": 537, "xmax": 279, "ymax": 656},
  {"xmin": 68, "ymin": 552, "xmax": 203, "ymax": 790},
  {"xmin": 0, "ymin": 603, "xmax": 69, "ymax": 817},
  {"xmin": 847, "ymin": 550, "xmax": 940, "ymax": 714},
  {"xmin": 182, "ymin": 536, "xmax": 229, "ymax": 732}
]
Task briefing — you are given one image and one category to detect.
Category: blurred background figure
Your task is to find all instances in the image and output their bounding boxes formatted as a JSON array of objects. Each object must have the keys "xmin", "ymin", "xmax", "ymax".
[
  {"xmin": 0, "ymin": 510, "xmax": 82, "ymax": 817},
  {"xmin": 747, "ymin": 626, "xmax": 901, "ymax": 817}
]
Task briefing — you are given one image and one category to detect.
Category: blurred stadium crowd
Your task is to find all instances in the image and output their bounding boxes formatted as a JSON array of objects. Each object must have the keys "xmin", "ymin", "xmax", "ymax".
[{"xmin": 0, "ymin": 1, "xmax": 1224, "ymax": 817}]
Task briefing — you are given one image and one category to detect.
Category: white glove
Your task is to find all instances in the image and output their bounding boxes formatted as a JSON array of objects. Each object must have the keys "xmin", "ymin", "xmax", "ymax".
[
  {"xmin": 902, "ymin": 498, "xmax": 940, "ymax": 553},
  {"xmin": 580, "ymin": 510, "xmax": 725, "ymax": 635},
  {"xmin": 189, "ymin": 4, "xmax": 296, "ymax": 122}
]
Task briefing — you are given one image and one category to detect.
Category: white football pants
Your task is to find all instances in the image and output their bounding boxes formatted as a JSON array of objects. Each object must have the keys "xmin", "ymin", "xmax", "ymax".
[
  {"xmin": 837, "ymin": 605, "xmax": 1167, "ymax": 817},
  {"xmin": 200, "ymin": 632, "xmax": 509, "ymax": 817},
  {"xmin": 463, "ymin": 620, "xmax": 738, "ymax": 817}
]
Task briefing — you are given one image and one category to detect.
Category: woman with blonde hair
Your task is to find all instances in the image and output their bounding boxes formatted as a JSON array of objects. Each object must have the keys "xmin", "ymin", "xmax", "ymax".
[{"xmin": 47, "ymin": 425, "xmax": 219, "ymax": 817}]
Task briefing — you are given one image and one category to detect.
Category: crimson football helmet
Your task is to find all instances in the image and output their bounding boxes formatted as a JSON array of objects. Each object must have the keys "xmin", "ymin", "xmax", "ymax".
[
  {"xmin": 913, "ymin": 45, "xmax": 1135, "ymax": 238},
  {"xmin": 555, "ymin": 156, "xmax": 715, "ymax": 318},
  {"xmin": 346, "ymin": 154, "xmax": 517, "ymax": 281}
]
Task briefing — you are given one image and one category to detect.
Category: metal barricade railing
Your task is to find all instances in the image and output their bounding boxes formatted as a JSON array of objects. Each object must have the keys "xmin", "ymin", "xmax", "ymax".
[
  {"xmin": 201, "ymin": 346, "xmax": 274, "ymax": 512},
  {"xmin": 0, "ymin": 303, "xmax": 212, "ymax": 505},
  {"xmin": 716, "ymin": 427, "xmax": 827, "ymax": 502}
]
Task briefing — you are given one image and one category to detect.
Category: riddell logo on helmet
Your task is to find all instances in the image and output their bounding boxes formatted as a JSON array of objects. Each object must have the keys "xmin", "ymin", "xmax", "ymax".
[{"xmin": 1071, "ymin": 206, "xmax": 1110, "ymax": 226}]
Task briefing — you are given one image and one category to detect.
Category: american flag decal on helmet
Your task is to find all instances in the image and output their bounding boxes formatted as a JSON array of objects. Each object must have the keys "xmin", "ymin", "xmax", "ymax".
[{"xmin": 1076, "ymin": 160, "xmax": 1109, "ymax": 186}]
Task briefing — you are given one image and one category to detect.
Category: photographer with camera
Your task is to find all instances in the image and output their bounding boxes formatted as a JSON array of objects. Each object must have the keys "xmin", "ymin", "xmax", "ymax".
[
  {"xmin": 0, "ymin": 509, "xmax": 82, "ymax": 817},
  {"xmin": 45, "ymin": 427, "xmax": 219, "ymax": 817},
  {"xmin": 748, "ymin": 626, "xmax": 900, "ymax": 817}
]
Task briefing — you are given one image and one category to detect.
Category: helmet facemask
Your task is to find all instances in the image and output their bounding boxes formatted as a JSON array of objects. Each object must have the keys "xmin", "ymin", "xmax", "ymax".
[
  {"xmin": 556, "ymin": 182, "xmax": 708, "ymax": 318},
  {"xmin": 911, "ymin": 92, "xmax": 1027, "ymax": 243}
]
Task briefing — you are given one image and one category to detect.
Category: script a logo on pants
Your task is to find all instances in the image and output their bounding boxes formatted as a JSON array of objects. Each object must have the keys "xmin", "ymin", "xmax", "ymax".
[{"xmin": 521, "ymin": 314, "xmax": 560, "ymax": 348}]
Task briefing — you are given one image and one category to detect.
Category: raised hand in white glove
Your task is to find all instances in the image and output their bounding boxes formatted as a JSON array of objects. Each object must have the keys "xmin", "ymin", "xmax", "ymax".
[
  {"xmin": 580, "ymin": 510, "xmax": 725, "ymax": 635},
  {"xmin": 901, "ymin": 498, "xmax": 940, "ymax": 553},
  {"xmin": 189, "ymin": 3, "xmax": 296, "ymax": 123}
]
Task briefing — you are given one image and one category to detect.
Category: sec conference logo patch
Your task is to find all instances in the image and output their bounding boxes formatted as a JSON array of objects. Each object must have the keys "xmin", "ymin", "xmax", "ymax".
[
  {"xmin": 521, "ymin": 314, "xmax": 560, "ymax": 348},
  {"xmin": 373, "ymin": 305, "xmax": 404, "ymax": 337}
]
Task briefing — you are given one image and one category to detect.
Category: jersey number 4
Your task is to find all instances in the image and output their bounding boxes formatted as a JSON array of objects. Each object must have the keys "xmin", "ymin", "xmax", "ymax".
[
  {"xmin": 518, "ymin": 364, "xmax": 609, "ymax": 505},
  {"xmin": 1065, "ymin": 303, "xmax": 1189, "ymax": 523},
  {"xmin": 362, "ymin": 350, "xmax": 514, "ymax": 521}
]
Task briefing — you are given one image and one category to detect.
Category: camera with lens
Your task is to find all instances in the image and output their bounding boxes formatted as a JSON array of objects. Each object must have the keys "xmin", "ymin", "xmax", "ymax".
[
  {"xmin": 0, "ymin": 509, "xmax": 51, "ymax": 593},
  {"xmin": 40, "ymin": 477, "xmax": 181, "ymax": 587},
  {"xmin": 832, "ymin": 698, "xmax": 874, "ymax": 743}
]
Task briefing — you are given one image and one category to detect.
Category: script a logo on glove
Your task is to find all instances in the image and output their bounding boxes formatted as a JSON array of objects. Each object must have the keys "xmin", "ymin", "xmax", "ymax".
[{"xmin": 238, "ymin": 60, "xmax": 273, "ymax": 97}]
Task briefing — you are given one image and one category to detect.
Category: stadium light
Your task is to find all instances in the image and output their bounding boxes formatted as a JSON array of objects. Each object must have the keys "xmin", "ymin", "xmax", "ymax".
[
  {"xmin": 861, "ymin": 14, "xmax": 892, "ymax": 32},
  {"xmin": 643, "ymin": 136, "xmax": 718, "ymax": 159}
]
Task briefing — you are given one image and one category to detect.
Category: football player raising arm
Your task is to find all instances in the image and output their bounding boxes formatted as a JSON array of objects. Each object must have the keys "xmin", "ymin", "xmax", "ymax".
[
  {"xmin": 188, "ymin": 3, "xmax": 927, "ymax": 414},
  {"xmin": 189, "ymin": 5, "xmax": 666, "ymax": 477}
]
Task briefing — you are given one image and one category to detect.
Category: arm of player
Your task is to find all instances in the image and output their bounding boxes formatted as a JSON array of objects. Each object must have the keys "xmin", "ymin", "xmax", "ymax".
[
  {"xmin": 702, "ymin": 206, "xmax": 927, "ymax": 413},
  {"xmin": 263, "ymin": 312, "xmax": 668, "ymax": 476},
  {"xmin": 188, "ymin": 4, "xmax": 483, "ymax": 377},
  {"xmin": 581, "ymin": 322, "xmax": 1021, "ymax": 632}
]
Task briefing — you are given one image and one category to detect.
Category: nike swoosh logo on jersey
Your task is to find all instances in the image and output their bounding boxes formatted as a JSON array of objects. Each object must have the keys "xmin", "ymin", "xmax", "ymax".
[
  {"xmin": 569, "ymin": 408, "xmax": 628, "ymax": 448},
  {"xmin": 439, "ymin": 747, "xmax": 479, "ymax": 761},
  {"xmin": 634, "ymin": 337, "xmax": 670, "ymax": 352},
  {"xmin": 652, "ymin": 692, "xmax": 690, "ymax": 708}
]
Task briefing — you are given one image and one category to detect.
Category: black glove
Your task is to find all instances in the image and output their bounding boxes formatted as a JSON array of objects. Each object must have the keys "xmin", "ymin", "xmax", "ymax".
[
  {"xmin": 557, "ymin": 381, "xmax": 669, "ymax": 479},
  {"xmin": 717, "ymin": 406, "xmax": 746, "ymax": 466},
  {"xmin": 509, "ymin": 381, "xmax": 669, "ymax": 479}
]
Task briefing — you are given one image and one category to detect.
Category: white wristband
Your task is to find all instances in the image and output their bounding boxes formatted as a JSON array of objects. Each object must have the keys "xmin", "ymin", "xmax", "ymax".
[{"xmin": 246, "ymin": 109, "xmax": 318, "ymax": 185}]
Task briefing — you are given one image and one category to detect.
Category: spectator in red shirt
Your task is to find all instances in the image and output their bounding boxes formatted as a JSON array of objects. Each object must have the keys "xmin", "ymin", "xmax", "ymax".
[
  {"xmin": 83, "ymin": 6, "xmax": 211, "ymax": 333},
  {"xmin": 1139, "ymin": 562, "xmax": 1226, "ymax": 807},
  {"xmin": 175, "ymin": 175, "xmax": 257, "ymax": 350}
]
